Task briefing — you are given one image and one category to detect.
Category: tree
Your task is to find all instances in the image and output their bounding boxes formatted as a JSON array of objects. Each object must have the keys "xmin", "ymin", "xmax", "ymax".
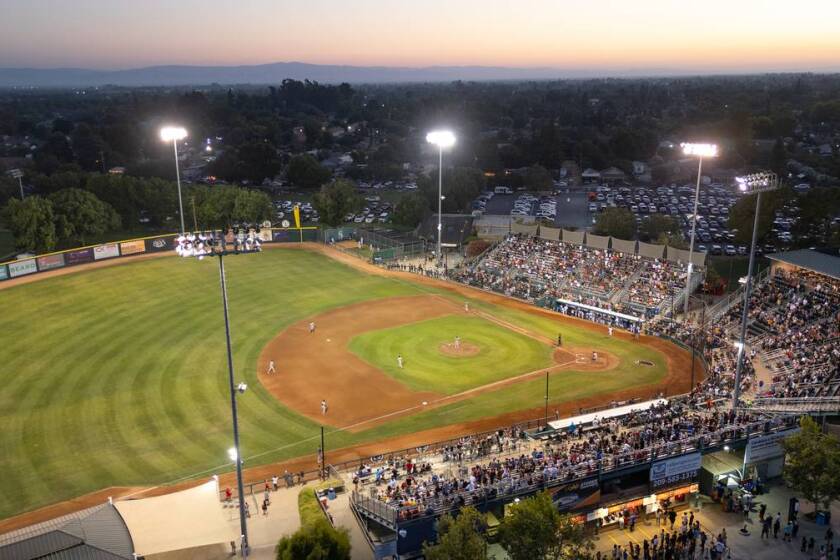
[
  {"xmin": 422, "ymin": 507, "xmax": 488, "ymax": 560},
  {"xmin": 275, "ymin": 518, "xmax": 351, "ymax": 560},
  {"xmin": 192, "ymin": 185, "xmax": 273, "ymax": 228},
  {"xmin": 313, "ymin": 179, "xmax": 361, "ymax": 227},
  {"xmin": 727, "ymin": 189, "xmax": 786, "ymax": 245},
  {"xmin": 593, "ymin": 207, "xmax": 635, "ymax": 240},
  {"xmin": 392, "ymin": 192, "xmax": 430, "ymax": 227},
  {"xmin": 782, "ymin": 416, "xmax": 840, "ymax": 515},
  {"xmin": 419, "ymin": 167, "xmax": 485, "ymax": 213},
  {"xmin": 48, "ymin": 188, "xmax": 121, "ymax": 246},
  {"xmin": 640, "ymin": 215, "xmax": 680, "ymax": 243},
  {"xmin": 523, "ymin": 165, "xmax": 553, "ymax": 191},
  {"xmin": 2, "ymin": 196, "xmax": 56, "ymax": 252},
  {"xmin": 286, "ymin": 154, "xmax": 332, "ymax": 190},
  {"xmin": 498, "ymin": 492, "xmax": 593, "ymax": 560}
]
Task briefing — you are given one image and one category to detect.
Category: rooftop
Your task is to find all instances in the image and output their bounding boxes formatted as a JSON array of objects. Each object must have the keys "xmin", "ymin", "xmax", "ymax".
[{"xmin": 766, "ymin": 248, "xmax": 840, "ymax": 281}]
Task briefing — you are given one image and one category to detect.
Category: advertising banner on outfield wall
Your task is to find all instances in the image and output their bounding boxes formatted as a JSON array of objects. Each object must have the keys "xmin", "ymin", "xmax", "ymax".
[
  {"xmin": 37, "ymin": 253, "xmax": 65, "ymax": 271},
  {"xmin": 273, "ymin": 229, "xmax": 292, "ymax": 242},
  {"xmin": 120, "ymin": 240, "xmax": 146, "ymax": 256},
  {"xmin": 66, "ymin": 248, "xmax": 94, "ymax": 265},
  {"xmin": 94, "ymin": 243, "xmax": 120, "ymax": 260},
  {"xmin": 259, "ymin": 229, "xmax": 273, "ymax": 242},
  {"xmin": 145, "ymin": 236, "xmax": 174, "ymax": 252},
  {"xmin": 0, "ymin": 265, "xmax": 8, "ymax": 281},
  {"xmin": 8, "ymin": 259, "xmax": 37, "ymax": 278}
]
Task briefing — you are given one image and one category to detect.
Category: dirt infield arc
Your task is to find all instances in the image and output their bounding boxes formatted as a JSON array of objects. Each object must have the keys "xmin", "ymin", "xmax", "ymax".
[{"xmin": 259, "ymin": 292, "xmax": 624, "ymax": 430}]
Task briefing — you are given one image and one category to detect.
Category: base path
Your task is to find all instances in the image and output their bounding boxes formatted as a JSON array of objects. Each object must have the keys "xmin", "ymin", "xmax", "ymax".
[{"xmin": 259, "ymin": 295, "xmax": 455, "ymax": 427}]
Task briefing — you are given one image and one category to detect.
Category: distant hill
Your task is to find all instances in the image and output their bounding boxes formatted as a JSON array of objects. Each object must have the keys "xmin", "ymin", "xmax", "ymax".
[{"xmin": 0, "ymin": 61, "xmax": 616, "ymax": 88}]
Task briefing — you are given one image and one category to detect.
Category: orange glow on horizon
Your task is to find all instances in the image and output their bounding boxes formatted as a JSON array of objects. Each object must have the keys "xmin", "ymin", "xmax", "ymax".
[{"xmin": 1, "ymin": 0, "xmax": 839, "ymax": 73}]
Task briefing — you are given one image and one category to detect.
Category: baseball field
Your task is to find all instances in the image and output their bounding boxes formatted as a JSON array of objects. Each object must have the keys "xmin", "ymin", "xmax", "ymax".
[{"xmin": 0, "ymin": 245, "xmax": 695, "ymax": 522}]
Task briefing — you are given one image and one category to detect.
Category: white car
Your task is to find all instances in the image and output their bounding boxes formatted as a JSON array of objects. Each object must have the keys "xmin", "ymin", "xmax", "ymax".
[
  {"xmin": 354, "ymin": 216, "xmax": 365, "ymax": 223},
  {"xmin": 365, "ymin": 216, "xmax": 375, "ymax": 223}
]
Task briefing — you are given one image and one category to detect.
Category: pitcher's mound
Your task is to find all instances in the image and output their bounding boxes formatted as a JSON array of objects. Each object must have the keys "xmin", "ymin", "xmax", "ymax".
[{"xmin": 439, "ymin": 341, "xmax": 480, "ymax": 357}]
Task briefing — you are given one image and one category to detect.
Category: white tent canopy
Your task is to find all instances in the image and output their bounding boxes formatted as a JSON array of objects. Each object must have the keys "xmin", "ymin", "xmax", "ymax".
[{"xmin": 115, "ymin": 479, "xmax": 235, "ymax": 556}]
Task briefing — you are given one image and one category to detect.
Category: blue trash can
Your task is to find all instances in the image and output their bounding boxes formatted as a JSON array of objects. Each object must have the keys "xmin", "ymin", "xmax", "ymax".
[
  {"xmin": 816, "ymin": 512, "xmax": 826, "ymax": 525},
  {"xmin": 327, "ymin": 488, "xmax": 336, "ymax": 500}
]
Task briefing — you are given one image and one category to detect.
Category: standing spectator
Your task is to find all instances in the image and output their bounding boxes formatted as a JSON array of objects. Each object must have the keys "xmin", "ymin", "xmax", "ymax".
[{"xmin": 773, "ymin": 514, "xmax": 781, "ymax": 538}]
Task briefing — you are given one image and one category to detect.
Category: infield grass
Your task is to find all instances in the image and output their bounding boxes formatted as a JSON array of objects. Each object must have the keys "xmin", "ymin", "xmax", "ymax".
[
  {"xmin": 0, "ymin": 247, "xmax": 674, "ymax": 520},
  {"xmin": 348, "ymin": 315, "xmax": 556, "ymax": 394}
]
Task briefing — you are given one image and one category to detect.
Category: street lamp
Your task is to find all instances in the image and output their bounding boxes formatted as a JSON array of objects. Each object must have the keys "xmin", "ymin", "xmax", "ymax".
[
  {"xmin": 6, "ymin": 168, "xmax": 24, "ymax": 199},
  {"xmin": 731, "ymin": 171, "xmax": 778, "ymax": 410},
  {"xmin": 176, "ymin": 229, "xmax": 261, "ymax": 556},
  {"xmin": 426, "ymin": 130, "xmax": 455, "ymax": 265},
  {"xmin": 680, "ymin": 142, "xmax": 718, "ymax": 320},
  {"xmin": 161, "ymin": 126, "xmax": 188, "ymax": 234}
]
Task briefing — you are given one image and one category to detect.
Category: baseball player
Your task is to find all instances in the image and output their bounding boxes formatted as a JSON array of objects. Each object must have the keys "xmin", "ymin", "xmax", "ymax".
[
  {"xmin": 309, "ymin": 321, "xmax": 316, "ymax": 334},
  {"xmin": 464, "ymin": 301, "xmax": 470, "ymax": 313},
  {"xmin": 267, "ymin": 360, "xmax": 276, "ymax": 374},
  {"xmin": 592, "ymin": 351, "xmax": 598, "ymax": 362},
  {"xmin": 454, "ymin": 336, "xmax": 461, "ymax": 350},
  {"xmin": 321, "ymin": 400, "xmax": 328, "ymax": 415},
  {"xmin": 608, "ymin": 326, "xmax": 613, "ymax": 337},
  {"xmin": 397, "ymin": 354, "xmax": 404, "ymax": 368}
]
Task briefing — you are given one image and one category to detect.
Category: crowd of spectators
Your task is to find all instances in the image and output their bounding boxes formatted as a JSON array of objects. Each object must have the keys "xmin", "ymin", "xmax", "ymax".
[
  {"xmin": 450, "ymin": 235, "xmax": 687, "ymax": 314},
  {"xmin": 352, "ymin": 395, "xmax": 792, "ymax": 520}
]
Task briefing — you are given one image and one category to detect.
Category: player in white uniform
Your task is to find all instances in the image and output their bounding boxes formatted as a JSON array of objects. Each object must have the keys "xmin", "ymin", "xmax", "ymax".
[
  {"xmin": 397, "ymin": 354, "xmax": 404, "ymax": 368},
  {"xmin": 309, "ymin": 321, "xmax": 316, "ymax": 333},
  {"xmin": 267, "ymin": 360, "xmax": 276, "ymax": 374}
]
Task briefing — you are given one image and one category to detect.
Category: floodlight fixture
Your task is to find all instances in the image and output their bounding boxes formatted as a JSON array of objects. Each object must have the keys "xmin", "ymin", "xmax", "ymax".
[
  {"xmin": 736, "ymin": 172, "xmax": 778, "ymax": 194},
  {"xmin": 426, "ymin": 130, "xmax": 456, "ymax": 149},
  {"xmin": 160, "ymin": 126, "xmax": 188, "ymax": 142},
  {"xmin": 681, "ymin": 142, "xmax": 718, "ymax": 158}
]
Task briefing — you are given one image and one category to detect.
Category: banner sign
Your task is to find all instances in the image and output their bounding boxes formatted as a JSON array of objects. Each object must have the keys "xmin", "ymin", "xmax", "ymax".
[
  {"xmin": 94, "ymin": 243, "xmax": 120, "ymax": 260},
  {"xmin": 273, "ymin": 230, "xmax": 292, "ymax": 242},
  {"xmin": 37, "ymin": 253, "xmax": 65, "ymax": 271},
  {"xmin": 0, "ymin": 265, "xmax": 8, "ymax": 281},
  {"xmin": 119, "ymin": 240, "xmax": 146, "ymax": 256},
  {"xmin": 8, "ymin": 259, "xmax": 37, "ymax": 278},
  {"xmin": 651, "ymin": 452, "xmax": 701, "ymax": 482},
  {"xmin": 548, "ymin": 476, "xmax": 601, "ymax": 512},
  {"xmin": 66, "ymin": 248, "xmax": 94, "ymax": 265},
  {"xmin": 145, "ymin": 236, "xmax": 173, "ymax": 252},
  {"xmin": 258, "ymin": 229, "xmax": 273, "ymax": 242},
  {"xmin": 745, "ymin": 428, "xmax": 799, "ymax": 464}
]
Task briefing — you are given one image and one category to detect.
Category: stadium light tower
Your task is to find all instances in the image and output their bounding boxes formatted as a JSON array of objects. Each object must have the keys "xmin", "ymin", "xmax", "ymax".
[
  {"xmin": 731, "ymin": 171, "xmax": 778, "ymax": 410},
  {"xmin": 426, "ymin": 130, "xmax": 456, "ymax": 265},
  {"xmin": 680, "ymin": 142, "xmax": 718, "ymax": 320},
  {"xmin": 176, "ymin": 230, "xmax": 262, "ymax": 556},
  {"xmin": 161, "ymin": 126, "xmax": 188, "ymax": 234}
]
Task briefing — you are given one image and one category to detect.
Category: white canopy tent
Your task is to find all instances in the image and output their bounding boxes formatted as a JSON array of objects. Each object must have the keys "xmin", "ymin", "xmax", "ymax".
[{"xmin": 115, "ymin": 479, "xmax": 235, "ymax": 557}]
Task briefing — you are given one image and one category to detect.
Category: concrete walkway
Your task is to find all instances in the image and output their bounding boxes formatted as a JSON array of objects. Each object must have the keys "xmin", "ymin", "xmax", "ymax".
[{"xmin": 590, "ymin": 482, "xmax": 839, "ymax": 560}]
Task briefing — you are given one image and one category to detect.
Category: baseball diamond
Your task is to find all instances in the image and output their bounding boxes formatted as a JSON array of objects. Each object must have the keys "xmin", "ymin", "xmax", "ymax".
[{"xmin": 0, "ymin": 244, "xmax": 697, "ymax": 523}]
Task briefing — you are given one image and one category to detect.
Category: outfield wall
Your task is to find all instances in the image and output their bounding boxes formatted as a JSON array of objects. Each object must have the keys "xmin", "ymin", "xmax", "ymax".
[{"xmin": 0, "ymin": 227, "xmax": 318, "ymax": 283}]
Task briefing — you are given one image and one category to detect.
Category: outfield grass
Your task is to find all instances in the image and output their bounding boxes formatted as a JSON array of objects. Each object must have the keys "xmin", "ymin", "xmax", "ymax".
[
  {"xmin": 0, "ymin": 248, "xmax": 673, "ymax": 519},
  {"xmin": 348, "ymin": 315, "xmax": 555, "ymax": 394}
]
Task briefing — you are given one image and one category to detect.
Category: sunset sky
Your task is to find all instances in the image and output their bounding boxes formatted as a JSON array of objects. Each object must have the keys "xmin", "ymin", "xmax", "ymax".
[{"xmin": 2, "ymin": 0, "xmax": 840, "ymax": 73}]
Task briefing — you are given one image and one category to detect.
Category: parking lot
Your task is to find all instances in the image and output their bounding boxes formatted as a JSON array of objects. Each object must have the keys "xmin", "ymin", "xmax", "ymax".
[{"xmin": 472, "ymin": 183, "xmax": 793, "ymax": 255}]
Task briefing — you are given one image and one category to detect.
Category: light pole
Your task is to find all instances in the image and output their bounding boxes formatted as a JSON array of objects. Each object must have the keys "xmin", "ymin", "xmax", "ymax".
[
  {"xmin": 161, "ymin": 126, "xmax": 188, "ymax": 234},
  {"xmin": 176, "ymin": 230, "xmax": 261, "ymax": 556},
  {"xmin": 426, "ymin": 130, "xmax": 455, "ymax": 265},
  {"xmin": 680, "ymin": 142, "xmax": 718, "ymax": 320},
  {"xmin": 732, "ymin": 172, "xmax": 778, "ymax": 410},
  {"xmin": 7, "ymin": 168, "xmax": 24, "ymax": 199}
]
